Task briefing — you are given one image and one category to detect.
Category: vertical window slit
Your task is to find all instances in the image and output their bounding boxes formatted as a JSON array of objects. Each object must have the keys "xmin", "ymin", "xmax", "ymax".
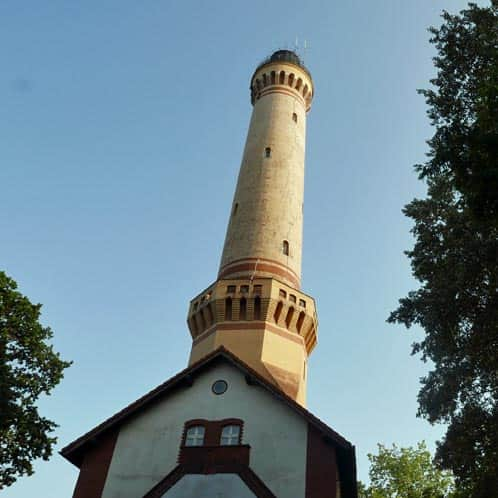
[
  {"xmin": 274, "ymin": 301, "xmax": 283, "ymax": 324},
  {"xmin": 239, "ymin": 297, "xmax": 247, "ymax": 320},
  {"xmin": 254, "ymin": 296, "xmax": 261, "ymax": 320},
  {"xmin": 285, "ymin": 307, "xmax": 294, "ymax": 328},
  {"xmin": 225, "ymin": 297, "xmax": 232, "ymax": 321},
  {"xmin": 282, "ymin": 240, "xmax": 289, "ymax": 255}
]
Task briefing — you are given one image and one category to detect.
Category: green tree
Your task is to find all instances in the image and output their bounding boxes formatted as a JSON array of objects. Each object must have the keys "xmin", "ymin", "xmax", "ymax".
[
  {"xmin": 0, "ymin": 271, "xmax": 71, "ymax": 488},
  {"xmin": 359, "ymin": 442, "xmax": 455, "ymax": 498},
  {"xmin": 388, "ymin": 2, "xmax": 498, "ymax": 497}
]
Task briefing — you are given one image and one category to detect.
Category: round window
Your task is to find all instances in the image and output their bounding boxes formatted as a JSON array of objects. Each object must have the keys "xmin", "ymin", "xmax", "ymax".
[{"xmin": 212, "ymin": 380, "xmax": 228, "ymax": 395}]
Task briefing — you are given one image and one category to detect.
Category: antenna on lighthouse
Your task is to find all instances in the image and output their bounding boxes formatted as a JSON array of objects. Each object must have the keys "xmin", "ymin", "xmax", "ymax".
[{"xmin": 303, "ymin": 39, "xmax": 310, "ymax": 61}]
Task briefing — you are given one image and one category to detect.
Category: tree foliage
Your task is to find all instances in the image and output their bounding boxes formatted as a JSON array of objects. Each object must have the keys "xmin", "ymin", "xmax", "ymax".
[
  {"xmin": 388, "ymin": 2, "xmax": 498, "ymax": 497},
  {"xmin": 359, "ymin": 442, "xmax": 455, "ymax": 498},
  {"xmin": 0, "ymin": 271, "xmax": 71, "ymax": 488}
]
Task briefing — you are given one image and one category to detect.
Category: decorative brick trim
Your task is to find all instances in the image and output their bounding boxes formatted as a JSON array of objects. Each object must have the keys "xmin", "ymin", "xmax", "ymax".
[
  {"xmin": 258, "ymin": 86, "xmax": 306, "ymax": 107},
  {"xmin": 218, "ymin": 257, "xmax": 301, "ymax": 289},
  {"xmin": 142, "ymin": 417, "xmax": 272, "ymax": 496},
  {"xmin": 179, "ymin": 445, "xmax": 251, "ymax": 468},
  {"xmin": 72, "ymin": 429, "xmax": 118, "ymax": 498},
  {"xmin": 192, "ymin": 322, "xmax": 305, "ymax": 348},
  {"xmin": 305, "ymin": 423, "xmax": 338, "ymax": 498},
  {"xmin": 220, "ymin": 256, "xmax": 300, "ymax": 276},
  {"xmin": 142, "ymin": 462, "xmax": 276, "ymax": 498},
  {"xmin": 180, "ymin": 418, "xmax": 244, "ymax": 449}
]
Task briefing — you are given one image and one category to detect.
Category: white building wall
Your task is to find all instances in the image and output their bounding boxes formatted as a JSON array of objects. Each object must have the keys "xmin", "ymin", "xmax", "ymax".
[
  {"xmin": 101, "ymin": 362, "xmax": 308, "ymax": 498},
  {"xmin": 163, "ymin": 474, "xmax": 256, "ymax": 498}
]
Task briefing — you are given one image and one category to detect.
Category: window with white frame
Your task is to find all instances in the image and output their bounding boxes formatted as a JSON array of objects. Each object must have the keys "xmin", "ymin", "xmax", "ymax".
[
  {"xmin": 185, "ymin": 425, "xmax": 205, "ymax": 447},
  {"xmin": 220, "ymin": 424, "xmax": 241, "ymax": 446}
]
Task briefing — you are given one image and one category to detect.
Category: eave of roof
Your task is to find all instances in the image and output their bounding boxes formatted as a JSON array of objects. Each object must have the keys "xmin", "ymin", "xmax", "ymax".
[{"xmin": 60, "ymin": 347, "xmax": 354, "ymax": 469}]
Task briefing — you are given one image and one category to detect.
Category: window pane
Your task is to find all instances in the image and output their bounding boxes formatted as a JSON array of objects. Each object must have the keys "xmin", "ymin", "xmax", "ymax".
[
  {"xmin": 185, "ymin": 425, "xmax": 205, "ymax": 446},
  {"xmin": 220, "ymin": 425, "xmax": 240, "ymax": 446}
]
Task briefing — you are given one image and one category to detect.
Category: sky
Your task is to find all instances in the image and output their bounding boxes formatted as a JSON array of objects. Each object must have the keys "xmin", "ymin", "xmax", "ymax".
[{"xmin": 1, "ymin": 1, "xmax": 487, "ymax": 495}]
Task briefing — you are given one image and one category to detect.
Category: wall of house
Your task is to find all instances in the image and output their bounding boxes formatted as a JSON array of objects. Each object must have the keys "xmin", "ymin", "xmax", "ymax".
[
  {"xmin": 162, "ymin": 474, "xmax": 256, "ymax": 498},
  {"xmin": 101, "ymin": 362, "xmax": 308, "ymax": 498}
]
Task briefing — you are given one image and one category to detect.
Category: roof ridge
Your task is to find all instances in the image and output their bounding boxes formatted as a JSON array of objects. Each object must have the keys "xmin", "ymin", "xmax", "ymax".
[{"xmin": 61, "ymin": 347, "xmax": 353, "ymax": 466}]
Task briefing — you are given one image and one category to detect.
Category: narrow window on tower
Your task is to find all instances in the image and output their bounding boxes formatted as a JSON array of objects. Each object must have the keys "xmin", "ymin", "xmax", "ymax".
[
  {"xmin": 239, "ymin": 297, "xmax": 247, "ymax": 320},
  {"xmin": 282, "ymin": 240, "xmax": 289, "ymax": 255},
  {"xmin": 274, "ymin": 301, "xmax": 283, "ymax": 324},
  {"xmin": 264, "ymin": 147, "xmax": 271, "ymax": 158},
  {"xmin": 297, "ymin": 310, "xmax": 306, "ymax": 333},
  {"xmin": 232, "ymin": 203, "xmax": 238, "ymax": 217},
  {"xmin": 254, "ymin": 296, "xmax": 261, "ymax": 320},
  {"xmin": 292, "ymin": 112, "xmax": 298, "ymax": 123},
  {"xmin": 285, "ymin": 307, "xmax": 294, "ymax": 328},
  {"xmin": 279, "ymin": 71, "xmax": 285, "ymax": 84},
  {"xmin": 225, "ymin": 297, "xmax": 233, "ymax": 321}
]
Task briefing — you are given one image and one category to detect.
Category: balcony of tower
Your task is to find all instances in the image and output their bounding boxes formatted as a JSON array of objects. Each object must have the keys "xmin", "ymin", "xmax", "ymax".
[{"xmin": 187, "ymin": 277, "xmax": 317, "ymax": 357}]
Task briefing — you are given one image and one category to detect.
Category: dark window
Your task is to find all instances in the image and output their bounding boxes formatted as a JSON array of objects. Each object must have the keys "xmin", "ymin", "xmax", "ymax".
[
  {"xmin": 279, "ymin": 71, "xmax": 285, "ymax": 84},
  {"xmin": 240, "ymin": 285, "xmax": 249, "ymax": 293},
  {"xmin": 274, "ymin": 301, "xmax": 283, "ymax": 323},
  {"xmin": 239, "ymin": 297, "xmax": 247, "ymax": 320},
  {"xmin": 297, "ymin": 310, "xmax": 305, "ymax": 332},
  {"xmin": 254, "ymin": 296, "xmax": 261, "ymax": 320},
  {"xmin": 289, "ymin": 294, "xmax": 296, "ymax": 303},
  {"xmin": 285, "ymin": 307, "xmax": 294, "ymax": 328},
  {"xmin": 283, "ymin": 240, "xmax": 289, "ymax": 255},
  {"xmin": 253, "ymin": 284, "xmax": 262, "ymax": 294},
  {"xmin": 292, "ymin": 112, "xmax": 298, "ymax": 123},
  {"xmin": 279, "ymin": 289, "xmax": 287, "ymax": 298},
  {"xmin": 265, "ymin": 147, "xmax": 271, "ymax": 158},
  {"xmin": 197, "ymin": 311, "xmax": 206, "ymax": 331},
  {"xmin": 225, "ymin": 297, "xmax": 233, "ymax": 320},
  {"xmin": 227, "ymin": 285, "xmax": 236, "ymax": 293},
  {"xmin": 232, "ymin": 203, "xmax": 238, "ymax": 216},
  {"xmin": 299, "ymin": 299, "xmax": 306, "ymax": 307},
  {"xmin": 212, "ymin": 380, "xmax": 228, "ymax": 395}
]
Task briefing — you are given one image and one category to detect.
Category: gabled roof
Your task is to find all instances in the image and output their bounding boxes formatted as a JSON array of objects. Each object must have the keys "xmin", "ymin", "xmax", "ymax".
[{"xmin": 61, "ymin": 347, "xmax": 356, "ymax": 489}]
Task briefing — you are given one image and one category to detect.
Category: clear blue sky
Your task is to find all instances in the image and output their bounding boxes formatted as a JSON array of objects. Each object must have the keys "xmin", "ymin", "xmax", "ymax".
[{"xmin": 1, "ymin": 1, "xmax": 486, "ymax": 495}]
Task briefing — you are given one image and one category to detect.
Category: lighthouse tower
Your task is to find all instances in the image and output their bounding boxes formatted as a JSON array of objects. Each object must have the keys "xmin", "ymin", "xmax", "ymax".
[{"xmin": 187, "ymin": 50, "xmax": 316, "ymax": 406}]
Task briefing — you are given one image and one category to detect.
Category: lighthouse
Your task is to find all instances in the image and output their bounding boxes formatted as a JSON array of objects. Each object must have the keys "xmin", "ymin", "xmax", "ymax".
[
  {"xmin": 62, "ymin": 50, "xmax": 358, "ymax": 498},
  {"xmin": 188, "ymin": 50, "xmax": 316, "ymax": 406}
]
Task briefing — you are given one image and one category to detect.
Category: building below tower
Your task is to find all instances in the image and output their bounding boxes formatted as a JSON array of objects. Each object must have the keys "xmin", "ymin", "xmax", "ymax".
[{"xmin": 62, "ymin": 349, "xmax": 357, "ymax": 497}]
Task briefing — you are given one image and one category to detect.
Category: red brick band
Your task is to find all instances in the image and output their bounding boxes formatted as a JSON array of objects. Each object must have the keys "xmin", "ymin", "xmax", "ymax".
[
  {"xmin": 192, "ymin": 322, "xmax": 305, "ymax": 348},
  {"xmin": 218, "ymin": 258, "xmax": 300, "ymax": 289},
  {"xmin": 258, "ymin": 85, "xmax": 306, "ymax": 105},
  {"xmin": 72, "ymin": 430, "xmax": 118, "ymax": 498},
  {"xmin": 305, "ymin": 423, "xmax": 338, "ymax": 497}
]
